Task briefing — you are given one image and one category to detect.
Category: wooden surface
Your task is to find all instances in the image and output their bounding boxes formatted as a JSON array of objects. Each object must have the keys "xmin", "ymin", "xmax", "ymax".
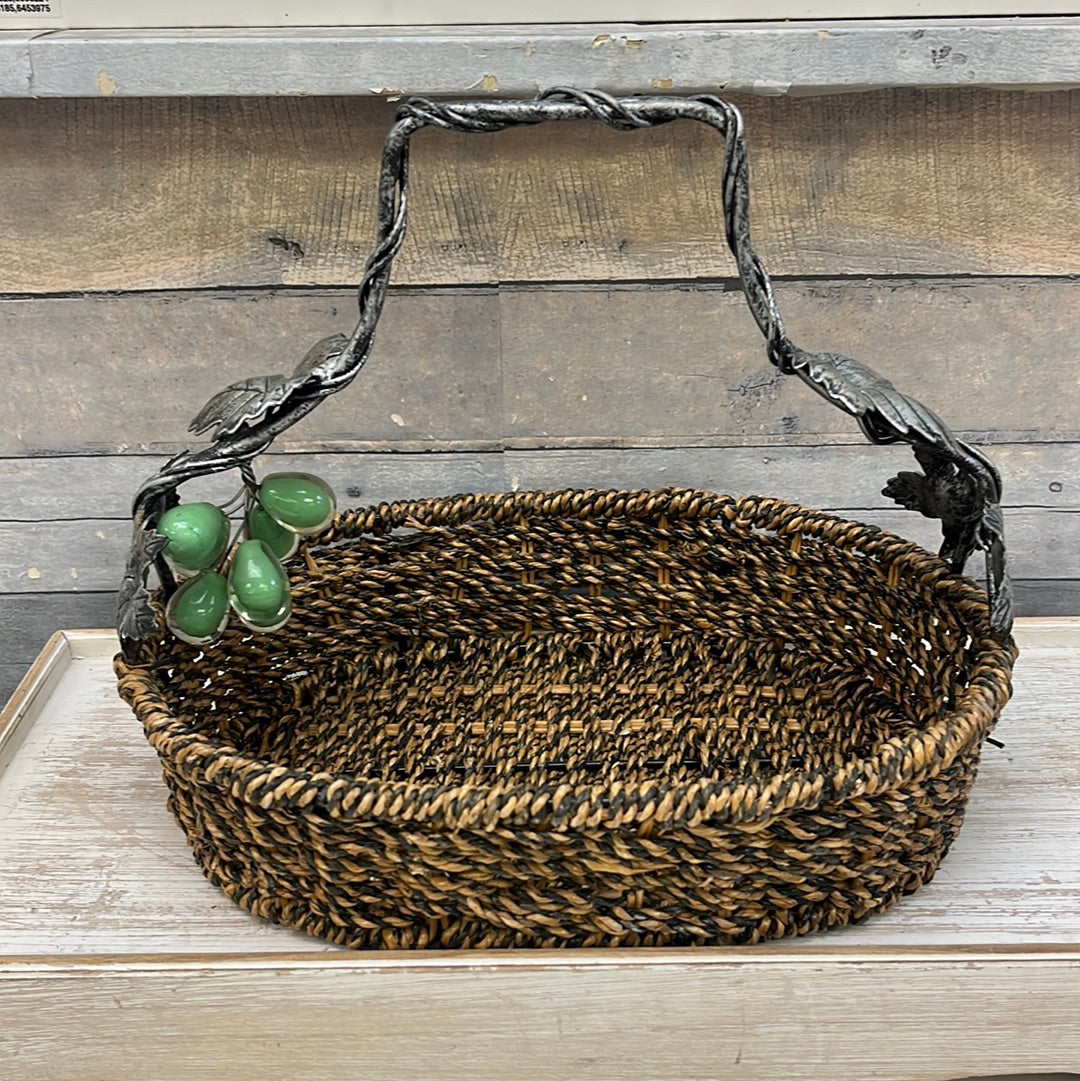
[
  {"xmin": 3, "ymin": 20, "xmax": 1080, "ymax": 98},
  {"xmin": 1, "ymin": 959, "xmax": 1077, "ymax": 1081},
  {"xmin": 3, "ymin": 280, "xmax": 1077, "ymax": 454},
  {"xmin": 1, "ymin": 91, "xmax": 1078, "ymax": 291},
  {"xmin": 0, "ymin": 621, "xmax": 1077, "ymax": 1080}
]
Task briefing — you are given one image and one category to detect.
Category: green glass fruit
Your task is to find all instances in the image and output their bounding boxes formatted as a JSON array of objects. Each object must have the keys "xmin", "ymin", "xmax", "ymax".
[
  {"xmin": 236, "ymin": 588, "xmax": 292, "ymax": 633},
  {"xmin": 245, "ymin": 502, "xmax": 299, "ymax": 561},
  {"xmin": 257, "ymin": 472, "xmax": 336, "ymax": 535},
  {"xmin": 156, "ymin": 502, "xmax": 231, "ymax": 576},
  {"xmin": 228, "ymin": 539, "xmax": 291, "ymax": 630},
  {"xmin": 165, "ymin": 571, "xmax": 229, "ymax": 646}
]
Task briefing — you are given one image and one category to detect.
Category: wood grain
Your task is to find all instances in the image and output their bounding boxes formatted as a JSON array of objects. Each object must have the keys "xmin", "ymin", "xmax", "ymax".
[
  {"xmin": 0, "ymin": 959, "xmax": 1077, "ymax": 1081},
  {"xmin": 14, "ymin": 21, "xmax": 1080, "ymax": 98},
  {"xmin": 0, "ymin": 595, "xmax": 120, "ymax": 709},
  {"xmin": 0, "ymin": 89, "xmax": 1077, "ymax": 292},
  {"xmin": 0, "ymin": 288, "xmax": 501, "ymax": 454},
  {"xmin": 497, "ymin": 279, "xmax": 1080, "ymax": 444},
  {"xmin": 1, "ymin": 440, "xmax": 1075, "ymax": 596},
  {"xmin": 0, "ymin": 669, "xmax": 28, "ymax": 712},
  {"xmin": 1, "ymin": 278, "xmax": 1076, "ymax": 455}
]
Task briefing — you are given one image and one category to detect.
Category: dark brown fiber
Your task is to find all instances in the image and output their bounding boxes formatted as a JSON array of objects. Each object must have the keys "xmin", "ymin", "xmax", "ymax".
[{"xmin": 116, "ymin": 488, "xmax": 1016, "ymax": 948}]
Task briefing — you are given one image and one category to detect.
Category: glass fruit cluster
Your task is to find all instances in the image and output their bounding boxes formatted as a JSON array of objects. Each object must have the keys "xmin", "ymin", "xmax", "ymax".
[{"xmin": 157, "ymin": 472, "xmax": 336, "ymax": 646}]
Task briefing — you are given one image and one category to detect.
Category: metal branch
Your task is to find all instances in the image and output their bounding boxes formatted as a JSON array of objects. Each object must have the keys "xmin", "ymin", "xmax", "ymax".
[{"xmin": 118, "ymin": 90, "xmax": 1013, "ymax": 647}]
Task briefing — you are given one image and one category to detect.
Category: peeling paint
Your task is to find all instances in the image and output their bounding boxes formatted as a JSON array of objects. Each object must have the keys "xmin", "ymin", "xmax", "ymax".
[
  {"xmin": 817, "ymin": 29, "xmax": 832, "ymax": 40},
  {"xmin": 651, "ymin": 77, "xmax": 673, "ymax": 89},
  {"xmin": 481, "ymin": 73, "xmax": 498, "ymax": 92},
  {"xmin": 524, "ymin": 40, "xmax": 535, "ymax": 56},
  {"xmin": 752, "ymin": 80, "xmax": 792, "ymax": 96},
  {"xmin": 621, "ymin": 37, "xmax": 644, "ymax": 49},
  {"xmin": 95, "ymin": 69, "xmax": 117, "ymax": 96},
  {"xmin": 27, "ymin": 567, "xmax": 40, "ymax": 580},
  {"xmin": 390, "ymin": 413, "xmax": 406, "ymax": 427},
  {"xmin": 591, "ymin": 34, "xmax": 611, "ymax": 49}
]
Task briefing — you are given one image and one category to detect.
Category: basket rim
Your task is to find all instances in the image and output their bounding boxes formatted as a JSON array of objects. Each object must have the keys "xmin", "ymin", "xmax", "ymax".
[{"xmin": 116, "ymin": 487, "xmax": 1017, "ymax": 834}]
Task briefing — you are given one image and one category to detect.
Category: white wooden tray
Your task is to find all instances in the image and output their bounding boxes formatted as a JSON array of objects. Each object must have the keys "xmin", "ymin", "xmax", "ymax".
[{"xmin": 1, "ymin": 620, "xmax": 1077, "ymax": 1081}]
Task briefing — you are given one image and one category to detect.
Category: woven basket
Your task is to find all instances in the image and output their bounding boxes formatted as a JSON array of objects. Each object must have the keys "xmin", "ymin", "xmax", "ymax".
[{"xmin": 115, "ymin": 91, "xmax": 1017, "ymax": 949}]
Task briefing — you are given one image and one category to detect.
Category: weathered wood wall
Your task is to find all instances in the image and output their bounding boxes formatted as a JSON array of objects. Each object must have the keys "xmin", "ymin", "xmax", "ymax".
[{"xmin": 1, "ymin": 88, "xmax": 1077, "ymax": 704}]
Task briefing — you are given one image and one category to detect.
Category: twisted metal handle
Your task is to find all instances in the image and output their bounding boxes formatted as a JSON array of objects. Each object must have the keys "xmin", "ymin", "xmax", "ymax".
[{"xmin": 119, "ymin": 88, "xmax": 1012, "ymax": 644}]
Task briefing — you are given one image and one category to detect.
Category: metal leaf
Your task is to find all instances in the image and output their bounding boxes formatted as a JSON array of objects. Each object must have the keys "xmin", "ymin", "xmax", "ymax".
[
  {"xmin": 789, "ymin": 348, "xmax": 953, "ymax": 451},
  {"xmin": 188, "ymin": 375, "xmax": 290, "ymax": 439},
  {"xmin": 116, "ymin": 528, "xmax": 168, "ymax": 643}
]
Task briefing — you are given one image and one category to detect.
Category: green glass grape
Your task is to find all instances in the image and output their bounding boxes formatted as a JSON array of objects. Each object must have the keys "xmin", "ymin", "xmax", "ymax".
[
  {"xmin": 246, "ymin": 502, "xmax": 299, "ymax": 561},
  {"xmin": 165, "ymin": 571, "xmax": 229, "ymax": 645},
  {"xmin": 228, "ymin": 539, "xmax": 292, "ymax": 632},
  {"xmin": 257, "ymin": 472, "xmax": 336, "ymax": 535},
  {"xmin": 156, "ymin": 502, "xmax": 231, "ymax": 576}
]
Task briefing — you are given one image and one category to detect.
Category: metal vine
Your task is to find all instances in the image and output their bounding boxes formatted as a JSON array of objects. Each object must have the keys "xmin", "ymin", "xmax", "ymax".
[{"xmin": 118, "ymin": 88, "xmax": 1013, "ymax": 646}]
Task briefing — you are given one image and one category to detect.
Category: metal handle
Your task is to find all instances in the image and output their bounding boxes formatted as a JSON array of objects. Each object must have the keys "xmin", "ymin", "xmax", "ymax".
[{"xmin": 119, "ymin": 88, "xmax": 1012, "ymax": 643}]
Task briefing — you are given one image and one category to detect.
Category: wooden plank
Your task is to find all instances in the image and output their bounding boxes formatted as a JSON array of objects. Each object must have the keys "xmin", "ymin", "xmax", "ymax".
[
  {"xmin": 3, "ymin": 442, "xmax": 1075, "ymax": 521},
  {"xmin": 498, "ymin": 279, "xmax": 1080, "ymax": 443},
  {"xmin": 0, "ymin": 593, "xmax": 117, "ymax": 711},
  {"xmin": 0, "ymin": 668, "xmax": 27, "ymax": 711},
  {"xmin": 1012, "ymin": 580, "xmax": 1080, "ymax": 616},
  {"xmin": 0, "ymin": 450, "xmax": 506, "ymax": 520},
  {"xmin": 0, "ymin": 958, "xmax": 1077, "ymax": 1081},
  {"xmin": 0, "ymin": 620, "xmax": 1074, "ymax": 959},
  {"xmin": 0, "ymin": 31, "xmax": 32, "ymax": 95},
  {"xmin": 0, "ymin": 632, "xmax": 67, "ymax": 778},
  {"xmin": 1, "ymin": 90, "xmax": 1078, "ymax": 292},
  {"xmin": 0, "ymin": 289, "xmax": 502, "ymax": 454},
  {"xmin": 8, "ymin": 6, "xmax": 1080, "ymax": 31},
  {"xmin": 15, "ymin": 21, "xmax": 1080, "ymax": 99},
  {"xmin": 1, "ymin": 279, "xmax": 1076, "ymax": 456},
  {"xmin": 502, "ymin": 443, "xmax": 1080, "ymax": 514},
  {"xmin": 0, "ymin": 592, "xmax": 118, "ymax": 664}
]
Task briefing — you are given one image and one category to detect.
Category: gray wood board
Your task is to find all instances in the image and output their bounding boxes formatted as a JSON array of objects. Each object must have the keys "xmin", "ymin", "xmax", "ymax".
[
  {"xmin": 1, "ymin": 279, "xmax": 1076, "ymax": 456},
  {"xmin": 1, "ymin": 90, "xmax": 1078, "ymax": 291},
  {"xmin": 2, "ymin": 443, "xmax": 1074, "ymax": 522},
  {"xmin": 0, "ymin": 289, "xmax": 502, "ymax": 453},
  {"xmin": 7, "ymin": 22, "xmax": 1080, "ymax": 98},
  {"xmin": 0, "ymin": 32, "xmax": 31, "ymax": 95}
]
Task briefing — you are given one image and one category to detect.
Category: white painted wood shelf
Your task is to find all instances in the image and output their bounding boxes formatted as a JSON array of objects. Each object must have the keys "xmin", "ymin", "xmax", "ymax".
[
  {"xmin": 2, "ymin": 19, "xmax": 1080, "ymax": 98},
  {"xmin": 0, "ymin": 619, "xmax": 1077, "ymax": 1079}
]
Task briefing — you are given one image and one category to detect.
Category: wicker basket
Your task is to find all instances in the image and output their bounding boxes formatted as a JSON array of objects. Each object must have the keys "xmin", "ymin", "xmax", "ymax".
[{"xmin": 115, "ymin": 91, "xmax": 1017, "ymax": 949}]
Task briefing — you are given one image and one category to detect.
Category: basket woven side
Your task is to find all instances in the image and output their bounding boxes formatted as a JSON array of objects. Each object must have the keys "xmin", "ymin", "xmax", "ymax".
[{"xmin": 117, "ymin": 489, "xmax": 1016, "ymax": 948}]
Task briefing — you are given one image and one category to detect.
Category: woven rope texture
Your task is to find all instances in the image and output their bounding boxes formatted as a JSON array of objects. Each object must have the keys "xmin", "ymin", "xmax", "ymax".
[{"xmin": 116, "ymin": 488, "xmax": 1016, "ymax": 948}]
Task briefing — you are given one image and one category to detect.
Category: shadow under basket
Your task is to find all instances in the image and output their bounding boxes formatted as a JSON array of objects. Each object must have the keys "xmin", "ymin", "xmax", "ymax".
[{"xmin": 116, "ymin": 488, "xmax": 1017, "ymax": 949}]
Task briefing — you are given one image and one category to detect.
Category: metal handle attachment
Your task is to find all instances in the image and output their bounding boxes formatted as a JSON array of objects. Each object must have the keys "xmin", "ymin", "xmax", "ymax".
[{"xmin": 119, "ymin": 89, "xmax": 1012, "ymax": 643}]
